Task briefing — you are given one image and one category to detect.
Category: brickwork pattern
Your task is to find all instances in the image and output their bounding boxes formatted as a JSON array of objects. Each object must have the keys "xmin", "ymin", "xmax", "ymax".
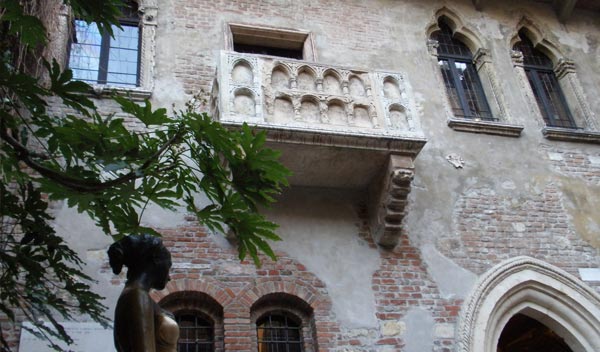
[
  {"xmin": 372, "ymin": 237, "xmax": 462, "ymax": 352},
  {"xmin": 543, "ymin": 146, "xmax": 600, "ymax": 185},
  {"xmin": 134, "ymin": 220, "xmax": 341, "ymax": 352},
  {"xmin": 170, "ymin": 0, "xmax": 392, "ymax": 95},
  {"xmin": 439, "ymin": 184, "xmax": 600, "ymax": 279}
]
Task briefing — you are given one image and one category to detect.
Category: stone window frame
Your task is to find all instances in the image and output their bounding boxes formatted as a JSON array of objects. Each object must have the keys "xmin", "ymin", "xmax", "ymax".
[
  {"xmin": 250, "ymin": 293, "xmax": 317, "ymax": 352},
  {"xmin": 426, "ymin": 7, "xmax": 523, "ymax": 138},
  {"xmin": 225, "ymin": 23, "xmax": 316, "ymax": 62},
  {"xmin": 60, "ymin": 0, "xmax": 157, "ymax": 100},
  {"xmin": 510, "ymin": 17, "xmax": 600, "ymax": 144},
  {"xmin": 159, "ymin": 291, "xmax": 225, "ymax": 352}
]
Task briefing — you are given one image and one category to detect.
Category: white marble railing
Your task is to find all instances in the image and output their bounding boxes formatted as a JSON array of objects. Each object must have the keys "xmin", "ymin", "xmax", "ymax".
[{"xmin": 211, "ymin": 51, "xmax": 424, "ymax": 140}]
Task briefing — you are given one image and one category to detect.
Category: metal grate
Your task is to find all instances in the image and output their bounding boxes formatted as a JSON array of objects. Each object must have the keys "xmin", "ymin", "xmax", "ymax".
[
  {"xmin": 176, "ymin": 314, "xmax": 214, "ymax": 352},
  {"xmin": 257, "ymin": 313, "xmax": 303, "ymax": 352},
  {"xmin": 514, "ymin": 32, "xmax": 576, "ymax": 128},
  {"xmin": 432, "ymin": 22, "xmax": 473, "ymax": 59},
  {"xmin": 432, "ymin": 21, "xmax": 493, "ymax": 120}
]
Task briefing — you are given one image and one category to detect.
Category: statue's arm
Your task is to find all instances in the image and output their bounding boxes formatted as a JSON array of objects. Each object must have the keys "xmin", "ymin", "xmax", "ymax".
[{"xmin": 121, "ymin": 289, "xmax": 157, "ymax": 352}]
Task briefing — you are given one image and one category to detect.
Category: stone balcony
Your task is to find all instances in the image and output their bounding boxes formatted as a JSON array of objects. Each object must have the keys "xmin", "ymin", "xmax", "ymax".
[{"xmin": 211, "ymin": 51, "xmax": 427, "ymax": 247}]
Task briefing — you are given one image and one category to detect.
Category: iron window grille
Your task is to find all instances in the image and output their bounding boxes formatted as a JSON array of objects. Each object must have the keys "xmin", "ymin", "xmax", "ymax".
[
  {"xmin": 513, "ymin": 32, "xmax": 576, "ymax": 129},
  {"xmin": 257, "ymin": 313, "xmax": 303, "ymax": 352},
  {"xmin": 175, "ymin": 313, "xmax": 214, "ymax": 352},
  {"xmin": 68, "ymin": 2, "xmax": 141, "ymax": 87},
  {"xmin": 432, "ymin": 22, "xmax": 493, "ymax": 120}
]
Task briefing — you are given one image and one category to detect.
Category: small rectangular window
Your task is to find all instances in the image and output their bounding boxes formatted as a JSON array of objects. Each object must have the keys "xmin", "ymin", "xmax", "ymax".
[
  {"xmin": 228, "ymin": 24, "xmax": 314, "ymax": 61},
  {"xmin": 69, "ymin": 17, "xmax": 140, "ymax": 87}
]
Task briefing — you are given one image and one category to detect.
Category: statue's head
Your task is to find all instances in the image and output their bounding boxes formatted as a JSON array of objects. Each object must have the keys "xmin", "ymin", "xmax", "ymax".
[{"xmin": 107, "ymin": 234, "xmax": 172, "ymax": 290}]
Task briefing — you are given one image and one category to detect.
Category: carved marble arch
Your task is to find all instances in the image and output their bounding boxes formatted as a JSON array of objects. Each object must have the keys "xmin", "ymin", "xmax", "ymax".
[
  {"xmin": 231, "ymin": 58, "xmax": 255, "ymax": 85},
  {"xmin": 296, "ymin": 65, "xmax": 318, "ymax": 91},
  {"xmin": 348, "ymin": 74, "xmax": 366, "ymax": 97},
  {"xmin": 322, "ymin": 68, "xmax": 343, "ymax": 95},
  {"xmin": 457, "ymin": 256, "xmax": 600, "ymax": 352},
  {"xmin": 382, "ymin": 76, "xmax": 402, "ymax": 100},
  {"xmin": 271, "ymin": 63, "xmax": 291, "ymax": 90},
  {"xmin": 426, "ymin": 7, "xmax": 484, "ymax": 54},
  {"xmin": 232, "ymin": 87, "xmax": 257, "ymax": 116},
  {"xmin": 299, "ymin": 94, "xmax": 321, "ymax": 122}
]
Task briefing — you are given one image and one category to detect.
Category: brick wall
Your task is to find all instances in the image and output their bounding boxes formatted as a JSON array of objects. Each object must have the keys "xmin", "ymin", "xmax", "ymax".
[{"xmin": 438, "ymin": 184, "xmax": 600, "ymax": 278}]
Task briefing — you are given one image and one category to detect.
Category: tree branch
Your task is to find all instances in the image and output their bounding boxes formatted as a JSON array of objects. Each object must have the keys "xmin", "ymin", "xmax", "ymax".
[{"xmin": 0, "ymin": 125, "xmax": 186, "ymax": 193}]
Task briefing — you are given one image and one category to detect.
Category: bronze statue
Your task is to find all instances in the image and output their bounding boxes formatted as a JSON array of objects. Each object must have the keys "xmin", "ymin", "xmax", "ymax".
[{"xmin": 108, "ymin": 235, "xmax": 179, "ymax": 352}]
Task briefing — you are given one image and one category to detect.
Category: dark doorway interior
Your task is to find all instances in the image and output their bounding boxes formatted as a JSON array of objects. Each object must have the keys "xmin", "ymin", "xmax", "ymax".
[{"xmin": 497, "ymin": 313, "xmax": 573, "ymax": 352}]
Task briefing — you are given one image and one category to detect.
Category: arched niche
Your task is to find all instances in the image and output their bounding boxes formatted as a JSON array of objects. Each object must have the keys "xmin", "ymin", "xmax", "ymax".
[
  {"xmin": 300, "ymin": 95, "xmax": 320, "ymax": 122},
  {"xmin": 349, "ymin": 75, "xmax": 366, "ymax": 97},
  {"xmin": 233, "ymin": 88, "xmax": 256, "ymax": 116},
  {"xmin": 383, "ymin": 77, "xmax": 401, "ymax": 100},
  {"xmin": 273, "ymin": 95, "xmax": 294, "ymax": 123},
  {"xmin": 457, "ymin": 256, "xmax": 600, "ymax": 352},
  {"xmin": 323, "ymin": 69, "xmax": 342, "ymax": 95},
  {"xmin": 353, "ymin": 104, "xmax": 371, "ymax": 127},
  {"xmin": 327, "ymin": 99, "xmax": 346, "ymax": 125},
  {"xmin": 388, "ymin": 104, "xmax": 409, "ymax": 130},
  {"xmin": 271, "ymin": 65, "xmax": 290, "ymax": 90},
  {"xmin": 231, "ymin": 59, "xmax": 254, "ymax": 85},
  {"xmin": 297, "ymin": 66, "xmax": 317, "ymax": 91}
]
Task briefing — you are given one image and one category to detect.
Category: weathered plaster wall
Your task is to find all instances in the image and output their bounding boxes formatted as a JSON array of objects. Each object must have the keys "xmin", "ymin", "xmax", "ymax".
[{"xmin": 4, "ymin": 0, "xmax": 600, "ymax": 351}]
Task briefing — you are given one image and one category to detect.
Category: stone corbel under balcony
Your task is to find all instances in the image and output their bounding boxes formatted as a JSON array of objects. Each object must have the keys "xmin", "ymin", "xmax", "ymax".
[{"xmin": 368, "ymin": 155, "xmax": 415, "ymax": 248}]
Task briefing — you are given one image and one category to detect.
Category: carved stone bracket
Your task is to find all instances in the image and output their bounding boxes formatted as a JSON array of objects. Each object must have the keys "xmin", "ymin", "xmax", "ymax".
[{"xmin": 368, "ymin": 155, "xmax": 415, "ymax": 248}]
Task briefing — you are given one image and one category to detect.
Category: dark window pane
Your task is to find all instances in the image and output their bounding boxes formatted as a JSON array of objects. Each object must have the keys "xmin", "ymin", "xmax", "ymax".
[
  {"xmin": 515, "ymin": 32, "xmax": 575, "ymax": 128},
  {"xmin": 461, "ymin": 63, "xmax": 492, "ymax": 119},
  {"xmin": 432, "ymin": 21, "xmax": 492, "ymax": 119},
  {"xmin": 513, "ymin": 33, "xmax": 553, "ymax": 68},
  {"xmin": 438, "ymin": 59, "xmax": 464, "ymax": 117},
  {"xmin": 432, "ymin": 21, "xmax": 472, "ymax": 58},
  {"xmin": 234, "ymin": 43, "xmax": 303, "ymax": 60}
]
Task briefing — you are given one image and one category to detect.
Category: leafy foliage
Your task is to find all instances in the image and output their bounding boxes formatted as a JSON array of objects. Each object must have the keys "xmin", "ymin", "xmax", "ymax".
[{"xmin": 0, "ymin": 0, "xmax": 290, "ymax": 350}]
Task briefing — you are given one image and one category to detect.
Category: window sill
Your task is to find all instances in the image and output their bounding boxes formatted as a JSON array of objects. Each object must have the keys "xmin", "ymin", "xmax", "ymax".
[
  {"xmin": 87, "ymin": 84, "xmax": 152, "ymax": 101},
  {"xmin": 542, "ymin": 127, "xmax": 600, "ymax": 144},
  {"xmin": 447, "ymin": 118, "xmax": 524, "ymax": 137}
]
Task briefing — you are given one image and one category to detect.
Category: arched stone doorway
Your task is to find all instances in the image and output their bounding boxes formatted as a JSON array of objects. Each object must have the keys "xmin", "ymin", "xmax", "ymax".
[{"xmin": 457, "ymin": 256, "xmax": 600, "ymax": 352}]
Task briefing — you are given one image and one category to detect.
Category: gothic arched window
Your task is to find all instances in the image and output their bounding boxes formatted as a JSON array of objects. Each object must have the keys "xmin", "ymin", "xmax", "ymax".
[
  {"xmin": 513, "ymin": 31, "xmax": 576, "ymax": 128},
  {"xmin": 431, "ymin": 21, "xmax": 492, "ymax": 120}
]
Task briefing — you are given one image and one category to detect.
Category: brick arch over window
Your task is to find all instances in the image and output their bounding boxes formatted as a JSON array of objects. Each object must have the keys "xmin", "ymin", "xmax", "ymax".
[
  {"xmin": 457, "ymin": 256, "xmax": 600, "ymax": 352},
  {"xmin": 252, "ymin": 293, "xmax": 315, "ymax": 352},
  {"xmin": 159, "ymin": 291, "xmax": 225, "ymax": 352},
  {"xmin": 151, "ymin": 278, "xmax": 234, "ymax": 307},
  {"xmin": 234, "ymin": 278, "xmax": 338, "ymax": 351}
]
